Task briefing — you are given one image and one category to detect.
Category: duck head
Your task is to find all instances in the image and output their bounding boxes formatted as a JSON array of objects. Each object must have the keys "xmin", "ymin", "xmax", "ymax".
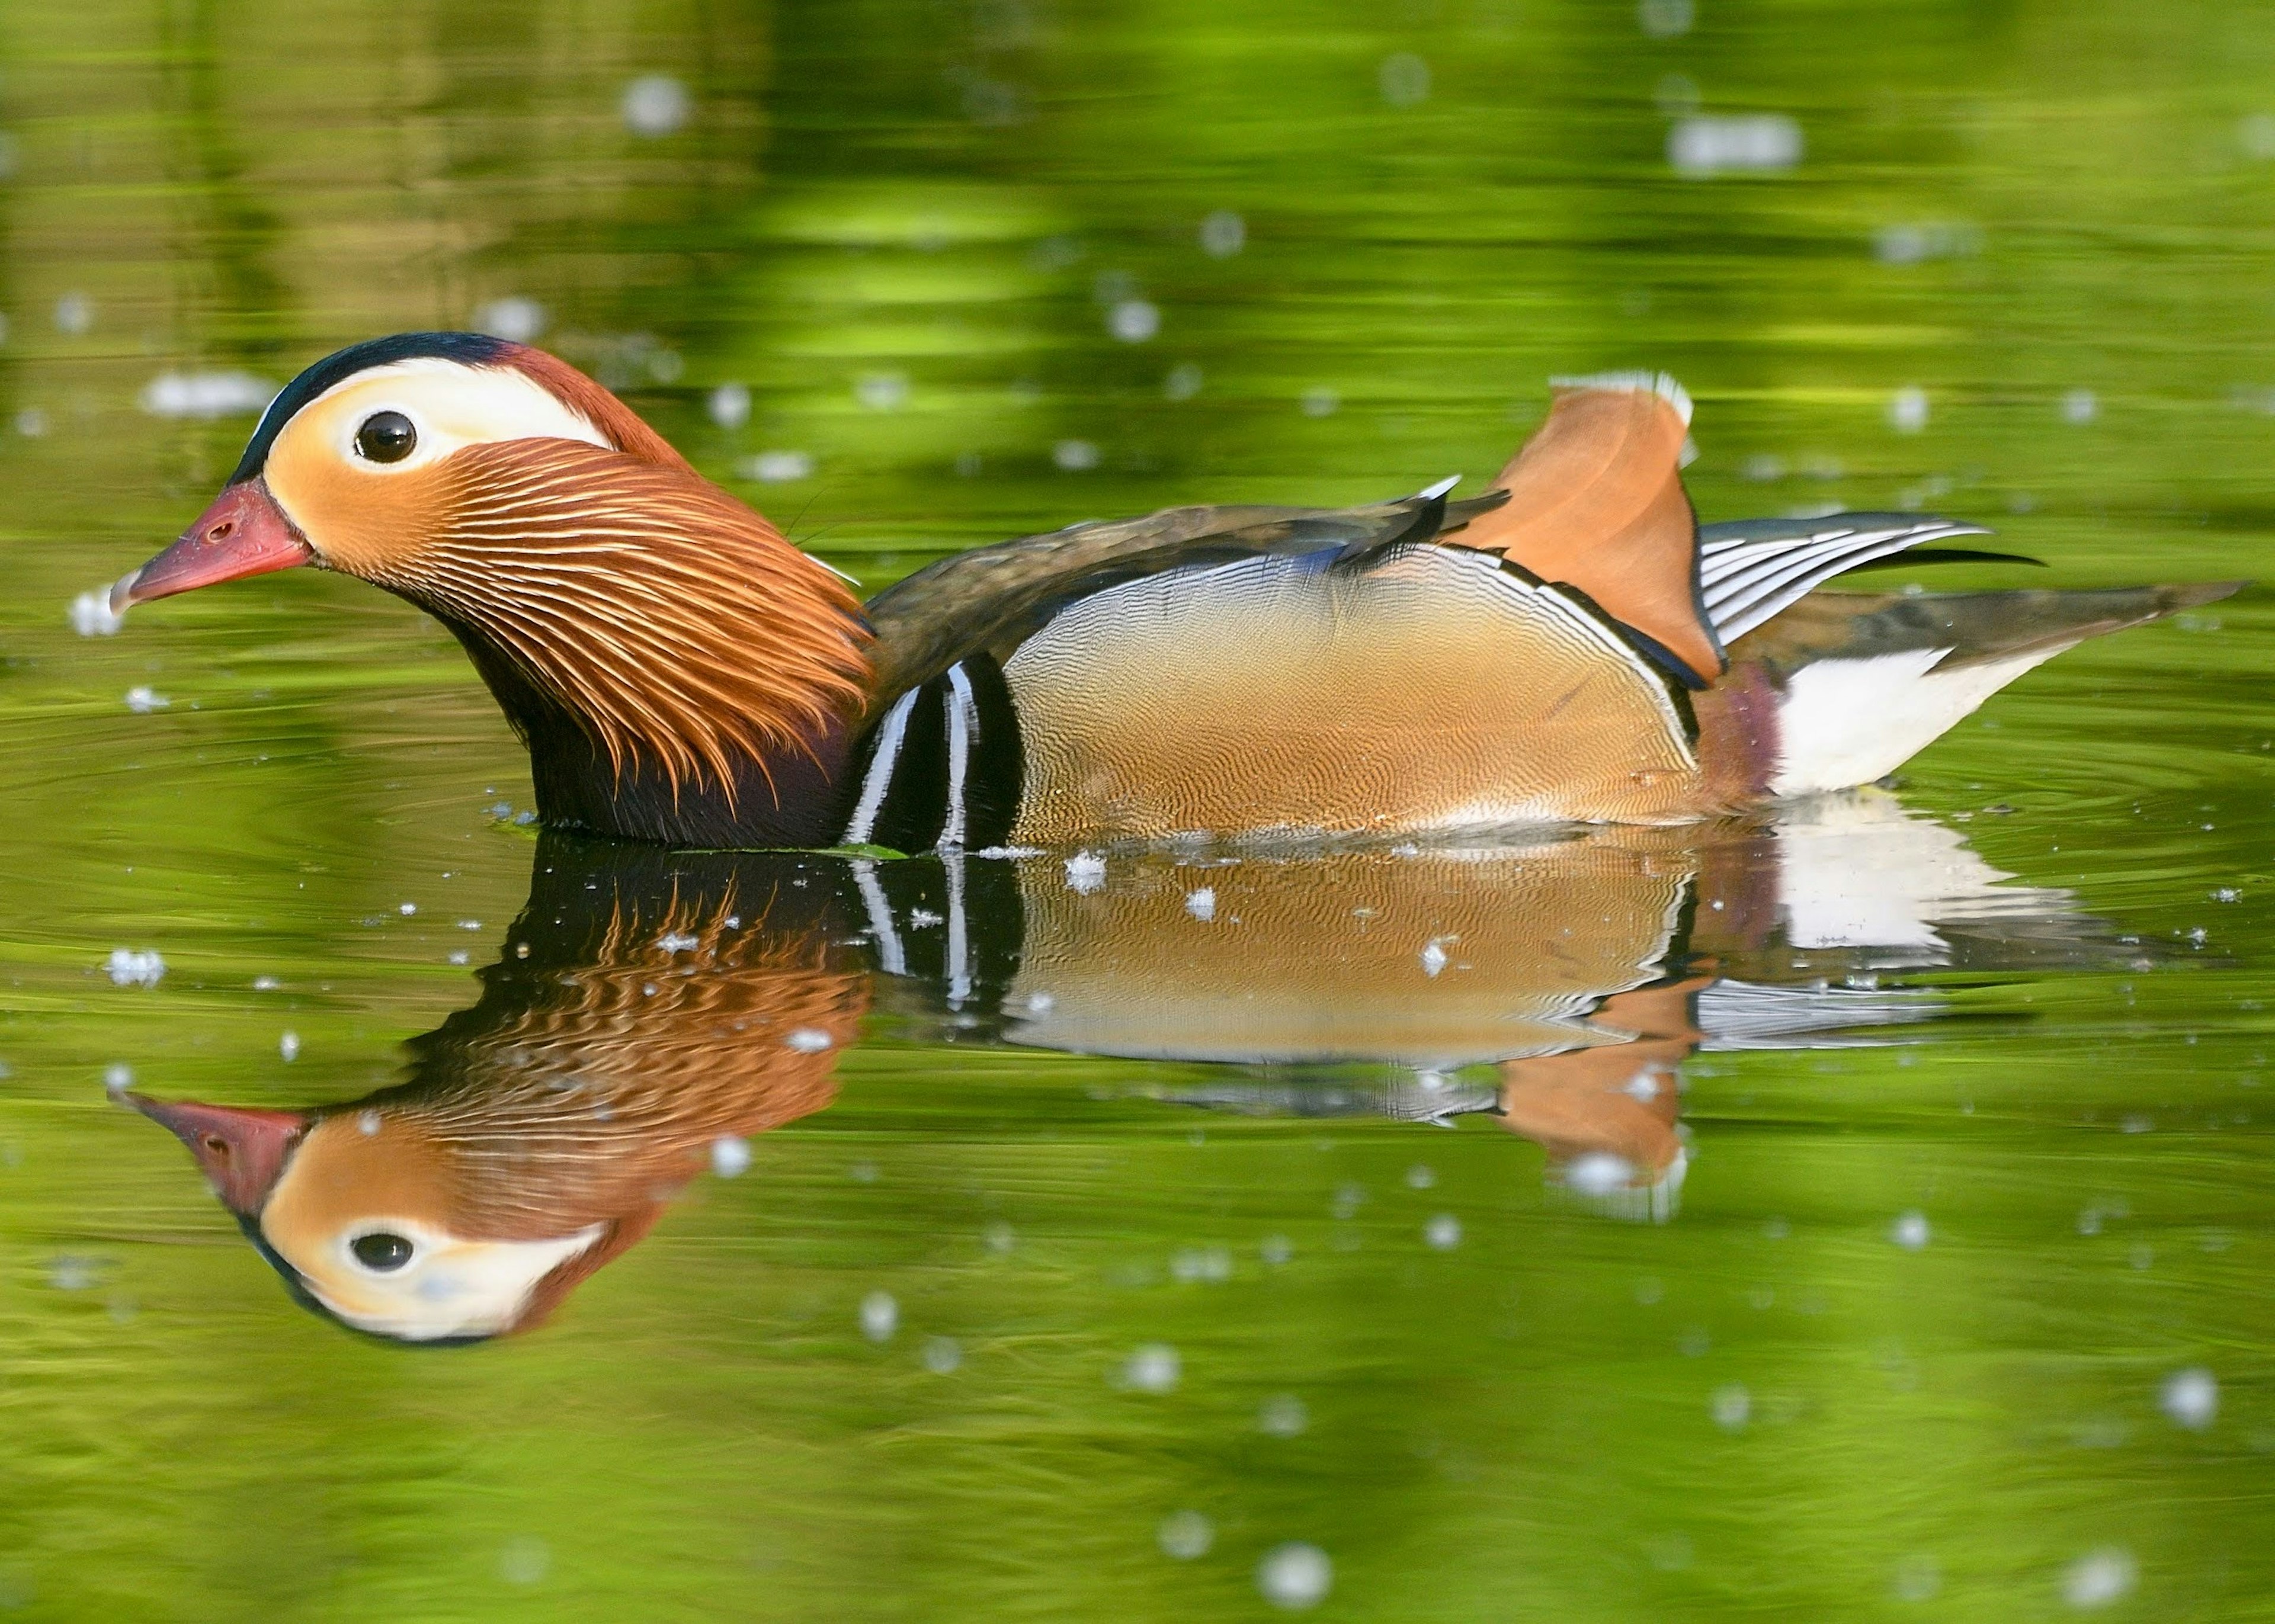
[{"xmin": 118, "ymin": 333, "xmax": 872, "ymax": 845}]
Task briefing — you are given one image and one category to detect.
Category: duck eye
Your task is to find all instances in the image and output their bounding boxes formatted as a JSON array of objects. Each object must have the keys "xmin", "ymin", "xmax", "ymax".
[
  {"xmin": 354, "ymin": 411, "xmax": 417, "ymax": 464},
  {"xmin": 350, "ymin": 1231, "xmax": 415, "ymax": 1272}
]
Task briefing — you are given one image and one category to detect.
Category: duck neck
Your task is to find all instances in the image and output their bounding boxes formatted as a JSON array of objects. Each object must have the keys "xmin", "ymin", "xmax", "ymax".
[{"xmin": 446, "ymin": 622, "xmax": 862, "ymax": 848}]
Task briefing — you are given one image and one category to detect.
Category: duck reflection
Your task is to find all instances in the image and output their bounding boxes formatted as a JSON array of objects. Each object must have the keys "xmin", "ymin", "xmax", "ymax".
[{"xmin": 129, "ymin": 792, "xmax": 2115, "ymax": 1341}]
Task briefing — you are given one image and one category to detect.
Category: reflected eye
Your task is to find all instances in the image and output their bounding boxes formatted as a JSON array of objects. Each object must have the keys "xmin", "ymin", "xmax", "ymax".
[
  {"xmin": 350, "ymin": 1231, "xmax": 415, "ymax": 1272},
  {"xmin": 354, "ymin": 411, "xmax": 417, "ymax": 464}
]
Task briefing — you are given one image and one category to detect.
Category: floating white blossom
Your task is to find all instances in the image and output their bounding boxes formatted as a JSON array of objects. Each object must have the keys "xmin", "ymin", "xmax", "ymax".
[
  {"xmin": 1108, "ymin": 300, "xmax": 1159, "ymax": 343},
  {"xmin": 1418, "ymin": 939, "xmax": 1449, "ymax": 977},
  {"xmin": 1257, "ymin": 1543, "xmax": 1333, "ymax": 1610},
  {"xmin": 473, "ymin": 297, "xmax": 546, "ymax": 343},
  {"xmin": 741, "ymin": 450, "xmax": 814, "ymax": 483},
  {"xmin": 69, "ymin": 590, "xmax": 124, "ymax": 637},
  {"xmin": 278, "ymin": 1031, "xmax": 299, "ymax": 1062},
  {"xmin": 620, "ymin": 75, "xmax": 690, "ymax": 137},
  {"xmin": 140, "ymin": 371, "xmax": 275, "ymax": 420},
  {"xmin": 1669, "ymin": 115, "xmax": 1803, "ymax": 177},
  {"xmin": 1425, "ymin": 1214, "xmax": 1462, "ymax": 1250},
  {"xmin": 124, "ymin": 686, "xmax": 169, "ymax": 714},
  {"xmin": 1712, "ymin": 1384, "xmax": 1751, "ymax": 1430},
  {"xmin": 1258, "ymin": 1394, "xmax": 1309, "ymax": 1436},
  {"xmin": 2160, "ymin": 1366, "xmax": 2218, "ymax": 1430},
  {"xmin": 783, "ymin": 1027, "xmax": 834, "ymax": 1053},
  {"xmin": 1158, "ymin": 1510, "xmax": 1215, "ymax": 1559},
  {"xmin": 2063, "ymin": 1548, "xmax": 2136, "ymax": 1610},
  {"xmin": 1888, "ymin": 387, "xmax": 1930, "ymax": 434},
  {"xmin": 1052, "ymin": 438, "xmax": 1100, "ymax": 471},
  {"xmin": 1065, "ymin": 852, "xmax": 1106, "ymax": 894},
  {"xmin": 708, "ymin": 382, "xmax": 752, "ymax": 429},
  {"xmin": 1379, "ymin": 53, "xmax": 1430, "ymax": 107},
  {"xmin": 1121, "ymin": 1343, "xmax": 1180, "ymax": 1392},
  {"xmin": 855, "ymin": 371, "xmax": 908, "ymax": 411},
  {"xmin": 711, "ymin": 1137, "xmax": 752, "ymax": 1177},
  {"xmin": 860, "ymin": 1290, "xmax": 898, "ymax": 1342},
  {"xmin": 105, "ymin": 949, "xmax": 164, "ymax": 988},
  {"xmin": 1199, "ymin": 210, "xmax": 1246, "ymax": 258},
  {"xmin": 1184, "ymin": 888, "xmax": 1216, "ymax": 922},
  {"xmin": 921, "ymin": 1336, "xmax": 962, "ymax": 1373},
  {"xmin": 1890, "ymin": 1210, "xmax": 1931, "ymax": 1250}
]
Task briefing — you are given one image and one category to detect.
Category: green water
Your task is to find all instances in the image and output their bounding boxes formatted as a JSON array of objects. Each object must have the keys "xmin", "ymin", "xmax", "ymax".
[{"xmin": 4, "ymin": 0, "xmax": 2275, "ymax": 1617}]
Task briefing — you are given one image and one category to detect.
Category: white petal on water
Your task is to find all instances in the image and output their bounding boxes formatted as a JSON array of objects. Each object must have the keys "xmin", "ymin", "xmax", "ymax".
[
  {"xmin": 2063, "ymin": 1548, "xmax": 2136, "ymax": 1609},
  {"xmin": 124, "ymin": 686, "xmax": 169, "ymax": 714},
  {"xmin": 1565, "ymin": 1151, "xmax": 1635, "ymax": 1196},
  {"xmin": 1108, "ymin": 299, "xmax": 1159, "ymax": 343},
  {"xmin": 2061, "ymin": 388, "xmax": 2098, "ymax": 424},
  {"xmin": 711, "ymin": 1137, "xmax": 752, "ymax": 1178},
  {"xmin": 741, "ymin": 450, "xmax": 814, "ymax": 483},
  {"xmin": 358, "ymin": 1110, "xmax": 382, "ymax": 1136},
  {"xmin": 1121, "ymin": 1343, "xmax": 1180, "ymax": 1393},
  {"xmin": 783, "ymin": 1028, "xmax": 834, "ymax": 1053},
  {"xmin": 398, "ymin": 902, "xmax": 416, "ymax": 916},
  {"xmin": 16, "ymin": 409, "xmax": 47, "ymax": 438},
  {"xmin": 1424, "ymin": 1214, "xmax": 1462, "ymax": 1250},
  {"xmin": 707, "ymin": 382, "xmax": 752, "ymax": 429},
  {"xmin": 473, "ymin": 297, "xmax": 547, "ymax": 343},
  {"xmin": 252, "ymin": 976, "xmax": 280, "ymax": 991},
  {"xmin": 855, "ymin": 371, "xmax": 908, "ymax": 411},
  {"xmin": 1158, "ymin": 1510, "xmax": 1215, "ymax": 1559},
  {"xmin": 1257, "ymin": 1542, "xmax": 1333, "ymax": 1610},
  {"xmin": 1890, "ymin": 1210, "xmax": 1931, "ymax": 1250},
  {"xmin": 53, "ymin": 293, "xmax": 92, "ymax": 335},
  {"xmin": 1260, "ymin": 1234, "xmax": 1293, "ymax": 1265},
  {"xmin": 140, "ymin": 371, "xmax": 275, "ymax": 420},
  {"xmin": 102, "ymin": 1063, "xmax": 132, "ymax": 1095},
  {"xmin": 1199, "ymin": 210, "xmax": 1246, "ymax": 258},
  {"xmin": 278, "ymin": 1031, "xmax": 299, "ymax": 1062},
  {"xmin": 922, "ymin": 1336, "xmax": 962, "ymax": 1373},
  {"xmin": 656, "ymin": 932, "xmax": 700, "ymax": 952},
  {"xmin": 1259, "ymin": 1394, "xmax": 1309, "ymax": 1436},
  {"xmin": 1065, "ymin": 852, "xmax": 1107, "ymax": 894},
  {"xmin": 1418, "ymin": 939, "xmax": 1449, "ymax": 977},
  {"xmin": 1378, "ymin": 52, "xmax": 1430, "ymax": 107},
  {"xmin": 860, "ymin": 1290, "xmax": 898, "ymax": 1343},
  {"xmin": 1053, "ymin": 438, "xmax": 1100, "ymax": 471},
  {"xmin": 983, "ymin": 1219, "xmax": 1015, "ymax": 1255},
  {"xmin": 1638, "ymin": 0, "xmax": 1694, "ymax": 35},
  {"xmin": 1405, "ymin": 1164, "xmax": 1436, "ymax": 1189},
  {"xmin": 2160, "ymin": 1366, "xmax": 2218, "ymax": 1430},
  {"xmin": 105, "ymin": 949, "xmax": 165, "ymax": 988},
  {"xmin": 1164, "ymin": 362, "xmax": 1204, "ymax": 400},
  {"xmin": 1668, "ymin": 115, "xmax": 1803, "ymax": 176},
  {"xmin": 1712, "ymin": 1384, "xmax": 1752, "ymax": 1430},
  {"xmin": 69, "ymin": 590, "xmax": 125, "ymax": 637},
  {"xmin": 1887, "ymin": 386, "xmax": 1930, "ymax": 433},
  {"xmin": 1184, "ymin": 887, "xmax": 1216, "ymax": 922},
  {"xmin": 620, "ymin": 74, "xmax": 691, "ymax": 136},
  {"xmin": 1300, "ymin": 386, "xmax": 1340, "ymax": 418}
]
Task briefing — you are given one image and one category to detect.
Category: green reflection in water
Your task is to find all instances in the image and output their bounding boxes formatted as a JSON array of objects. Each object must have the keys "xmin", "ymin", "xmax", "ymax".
[{"xmin": 1, "ymin": 0, "xmax": 2273, "ymax": 1617}]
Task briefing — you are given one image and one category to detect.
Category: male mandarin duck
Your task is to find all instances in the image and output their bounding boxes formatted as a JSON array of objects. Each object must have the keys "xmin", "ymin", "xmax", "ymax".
[{"xmin": 116, "ymin": 332, "xmax": 2235, "ymax": 849}]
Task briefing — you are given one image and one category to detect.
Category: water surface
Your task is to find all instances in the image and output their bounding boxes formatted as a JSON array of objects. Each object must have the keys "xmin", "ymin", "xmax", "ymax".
[{"xmin": 2, "ymin": 1, "xmax": 2274, "ymax": 1617}]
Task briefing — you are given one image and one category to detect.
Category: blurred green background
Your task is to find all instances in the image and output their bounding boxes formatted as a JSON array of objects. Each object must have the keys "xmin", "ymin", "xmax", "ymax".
[{"xmin": 2, "ymin": 0, "xmax": 2274, "ymax": 1617}]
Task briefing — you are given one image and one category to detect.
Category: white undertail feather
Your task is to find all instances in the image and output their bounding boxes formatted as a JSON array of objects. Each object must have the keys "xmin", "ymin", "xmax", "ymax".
[
  {"xmin": 1546, "ymin": 370, "xmax": 1693, "ymax": 428},
  {"xmin": 1768, "ymin": 646, "xmax": 2071, "ymax": 797}
]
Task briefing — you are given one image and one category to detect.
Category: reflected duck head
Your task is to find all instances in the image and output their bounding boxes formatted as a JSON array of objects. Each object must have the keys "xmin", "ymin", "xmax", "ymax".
[
  {"xmin": 116, "ymin": 333, "xmax": 872, "ymax": 846},
  {"xmin": 124, "ymin": 843, "xmax": 868, "ymax": 1344},
  {"xmin": 129, "ymin": 1092, "xmax": 619, "ymax": 1344}
]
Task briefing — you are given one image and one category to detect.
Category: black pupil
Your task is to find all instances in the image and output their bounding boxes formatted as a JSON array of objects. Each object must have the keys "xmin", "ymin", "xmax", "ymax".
[
  {"xmin": 355, "ymin": 411, "xmax": 416, "ymax": 464},
  {"xmin": 351, "ymin": 1232, "xmax": 414, "ymax": 1271}
]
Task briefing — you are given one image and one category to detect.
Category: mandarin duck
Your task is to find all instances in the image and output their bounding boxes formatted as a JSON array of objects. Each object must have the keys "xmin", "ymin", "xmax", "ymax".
[
  {"xmin": 115, "ymin": 333, "xmax": 2234, "ymax": 849},
  {"xmin": 130, "ymin": 845, "xmax": 864, "ymax": 1342}
]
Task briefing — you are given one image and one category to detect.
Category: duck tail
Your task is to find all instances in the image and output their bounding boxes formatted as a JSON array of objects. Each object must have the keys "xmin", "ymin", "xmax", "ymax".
[{"xmin": 1712, "ymin": 579, "xmax": 2243, "ymax": 798}]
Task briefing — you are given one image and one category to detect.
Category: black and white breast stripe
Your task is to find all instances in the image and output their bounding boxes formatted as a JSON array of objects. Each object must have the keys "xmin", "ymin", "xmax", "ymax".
[{"xmin": 838, "ymin": 653, "xmax": 1024, "ymax": 852}]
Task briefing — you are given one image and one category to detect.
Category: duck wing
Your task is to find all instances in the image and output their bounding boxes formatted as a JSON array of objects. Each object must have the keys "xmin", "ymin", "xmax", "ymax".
[{"xmin": 858, "ymin": 484, "xmax": 1510, "ymax": 710}]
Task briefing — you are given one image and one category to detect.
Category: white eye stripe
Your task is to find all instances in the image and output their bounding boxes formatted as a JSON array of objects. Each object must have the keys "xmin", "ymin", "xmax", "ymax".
[{"xmin": 299, "ymin": 357, "xmax": 611, "ymax": 473}]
